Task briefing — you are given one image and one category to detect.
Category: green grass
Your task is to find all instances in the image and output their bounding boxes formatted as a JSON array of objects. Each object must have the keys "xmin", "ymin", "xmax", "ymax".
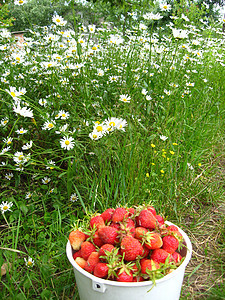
[{"xmin": 0, "ymin": 8, "xmax": 225, "ymax": 300}]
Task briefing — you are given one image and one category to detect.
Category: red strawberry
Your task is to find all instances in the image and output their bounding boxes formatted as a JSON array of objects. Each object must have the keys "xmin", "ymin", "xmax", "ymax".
[
  {"xmin": 98, "ymin": 226, "xmax": 119, "ymax": 245},
  {"xmin": 133, "ymin": 276, "xmax": 144, "ymax": 282},
  {"xmin": 135, "ymin": 227, "xmax": 148, "ymax": 240},
  {"xmin": 167, "ymin": 225, "xmax": 179, "ymax": 232},
  {"xmin": 127, "ymin": 207, "xmax": 135, "ymax": 216},
  {"xmin": 147, "ymin": 206, "xmax": 157, "ymax": 216},
  {"xmin": 171, "ymin": 252, "xmax": 183, "ymax": 263},
  {"xmin": 72, "ymin": 249, "xmax": 82, "ymax": 260},
  {"xmin": 120, "ymin": 218, "xmax": 136, "ymax": 237},
  {"xmin": 137, "ymin": 209, "xmax": 157, "ymax": 229},
  {"xmin": 99, "ymin": 244, "xmax": 115, "ymax": 259},
  {"xmin": 90, "ymin": 215, "xmax": 105, "ymax": 230},
  {"xmin": 92, "ymin": 231, "xmax": 104, "ymax": 247},
  {"xmin": 112, "ymin": 207, "xmax": 128, "ymax": 223},
  {"xmin": 144, "ymin": 232, "xmax": 163, "ymax": 250},
  {"xmin": 75, "ymin": 257, "xmax": 86, "ymax": 269},
  {"xmin": 69, "ymin": 230, "xmax": 86, "ymax": 251},
  {"xmin": 162, "ymin": 235, "xmax": 179, "ymax": 254},
  {"xmin": 150, "ymin": 249, "xmax": 170, "ymax": 263},
  {"xmin": 142, "ymin": 245, "xmax": 150, "ymax": 258},
  {"xmin": 140, "ymin": 259, "xmax": 160, "ymax": 275},
  {"xmin": 84, "ymin": 252, "xmax": 100, "ymax": 273},
  {"xmin": 156, "ymin": 215, "xmax": 164, "ymax": 226},
  {"xmin": 94, "ymin": 262, "xmax": 109, "ymax": 278},
  {"xmin": 81, "ymin": 241, "xmax": 96, "ymax": 260},
  {"xmin": 110, "ymin": 222, "xmax": 120, "ymax": 230},
  {"xmin": 116, "ymin": 270, "xmax": 133, "ymax": 282},
  {"xmin": 120, "ymin": 236, "xmax": 143, "ymax": 261},
  {"xmin": 101, "ymin": 208, "xmax": 115, "ymax": 222}
]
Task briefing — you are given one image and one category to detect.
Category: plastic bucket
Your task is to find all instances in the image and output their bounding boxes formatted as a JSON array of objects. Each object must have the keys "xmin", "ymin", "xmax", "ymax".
[{"xmin": 66, "ymin": 221, "xmax": 192, "ymax": 300}]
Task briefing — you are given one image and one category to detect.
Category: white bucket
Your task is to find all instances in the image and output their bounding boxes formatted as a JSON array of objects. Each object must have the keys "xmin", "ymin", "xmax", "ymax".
[{"xmin": 66, "ymin": 221, "xmax": 192, "ymax": 300}]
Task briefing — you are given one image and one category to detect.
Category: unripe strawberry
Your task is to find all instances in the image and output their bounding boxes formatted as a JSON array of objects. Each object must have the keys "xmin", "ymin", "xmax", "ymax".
[
  {"xmin": 69, "ymin": 230, "xmax": 86, "ymax": 251},
  {"xmin": 101, "ymin": 208, "xmax": 115, "ymax": 222},
  {"xmin": 75, "ymin": 257, "xmax": 86, "ymax": 269},
  {"xmin": 94, "ymin": 262, "xmax": 109, "ymax": 278},
  {"xmin": 81, "ymin": 241, "xmax": 96, "ymax": 260}
]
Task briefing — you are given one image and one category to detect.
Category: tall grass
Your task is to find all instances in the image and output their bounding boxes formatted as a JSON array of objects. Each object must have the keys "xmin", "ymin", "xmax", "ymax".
[{"xmin": 0, "ymin": 7, "xmax": 224, "ymax": 299}]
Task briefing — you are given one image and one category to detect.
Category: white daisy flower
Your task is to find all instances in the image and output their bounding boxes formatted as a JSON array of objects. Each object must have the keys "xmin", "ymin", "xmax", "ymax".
[
  {"xmin": 25, "ymin": 192, "xmax": 33, "ymax": 199},
  {"xmin": 24, "ymin": 257, "xmax": 34, "ymax": 267},
  {"xmin": 0, "ymin": 201, "xmax": 13, "ymax": 213},
  {"xmin": 119, "ymin": 94, "xmax": 131, "ymax": 103},
  {"xmin": 52, "ymin": 15, "xmax": 67, "ymax": 26},
  {"xmin": 22, "ymin": 141, "xmax": 33, "ymax": 150},
  {"xmin": 70, "ymin": 193, "xmax": 78, "ymax": 202},
  {"xmin": 5, "ymin": 173, "xmax": 14, "ymax": 180},
  {"xmin": 60, "ymin": 136, "xmax": 75, "ymax": 150},
  {"xmin": 42, "ymin": 120, "xmax": 56, "ymax": 130},
  {"xmin": 160, "ymin": 135, "xmax": 168, "ymax": 141},
  {"xmin": 89, "ymin": 130, "xmax": 103, "ymax": 140},
  {"xmin": 42, "ymin": 177, "xmax": 51, "ymax": 184},
  {"xmin": 16, "ymin": 128, "xmax": 28, "ymax": 135}
]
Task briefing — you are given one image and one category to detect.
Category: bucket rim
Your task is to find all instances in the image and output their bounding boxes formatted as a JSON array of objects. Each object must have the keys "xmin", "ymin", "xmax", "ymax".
[{"xmin": 66, "ymin": 221, "xmax": 192, "ymax": 287}]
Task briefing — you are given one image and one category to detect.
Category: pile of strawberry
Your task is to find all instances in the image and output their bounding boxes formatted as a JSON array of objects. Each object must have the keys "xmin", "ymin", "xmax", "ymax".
[{"xmin": 69, "ymin": 205, "xmax": 185, "ymax": 282}]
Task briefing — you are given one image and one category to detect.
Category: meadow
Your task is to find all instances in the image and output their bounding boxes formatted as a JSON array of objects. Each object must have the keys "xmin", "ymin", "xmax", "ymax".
[{"xmin": 0, "ymin": 7, "xmax": 225, "ymax": 299}]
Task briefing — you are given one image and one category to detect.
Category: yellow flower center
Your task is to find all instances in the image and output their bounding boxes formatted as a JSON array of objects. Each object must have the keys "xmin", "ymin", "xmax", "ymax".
[
  {"xmin": 56, "ymin": 19, "xmax": 61, "ymax": 23},
  {"xmin": 96, "ymin": 126, "xmax": 103, "ymax": 132},
  {"xmin": 16, "ymin": 57, "xmax": 20, "ymax": 61},
  {"xmin": 27, "ymin": 261, "xmax": 33, "ymax": 266},
  {"xmin": 92, "ymin": 46, "xmax": 97, "ymax": 50},
  {"xmin": 109, "ymin": 121, "xmax": 115, "ymax": 127},
  {"xmin": 3, "ymin": 205, "xmax": 8, "ymax": 210},
  {"xmin": 48, "ymin": 123, "xmax": 54, "ymax": 128},
  {"xmin": 7, "ymin": 141, "xmax": 12, "ymax": 144},
  {"xmin": 20, "ymin": 130, "xmax": 24, "ymax": 134},
  {"xmin": 4, "ymin": 120, "xmax": 8, "ymax": 124},
  {"xmin": 62, "ymin": 114, "xmax": 66, "ymax": 117},
  {"xmin": 93, "ymin": 134, "xmax": 98, "ymax": 139},
  {"xmin": 47, "ymin": 64, "xmax": 52, "ymax": 68},
  {"xmin": 19, "ymin": 155, "xmax": 24, "ymax": 160},
  {"xmin": 65, "ymin": 140, "xmax": 70, "ymax": 145},
  {"xmin": 11, "ymin": 92, "xmax": 16, "ymax": 97}
]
